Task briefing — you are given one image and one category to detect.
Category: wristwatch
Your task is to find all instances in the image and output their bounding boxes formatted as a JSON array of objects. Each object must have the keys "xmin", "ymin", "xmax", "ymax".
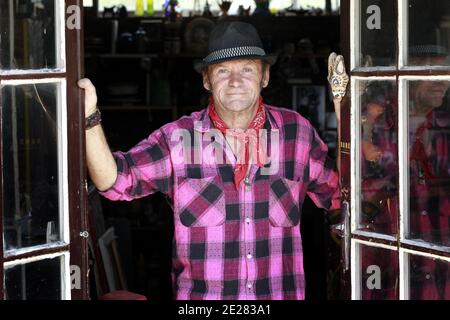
[{"xmin": 85, "ymin": 109, "xmax": 102, "ymax": 130}]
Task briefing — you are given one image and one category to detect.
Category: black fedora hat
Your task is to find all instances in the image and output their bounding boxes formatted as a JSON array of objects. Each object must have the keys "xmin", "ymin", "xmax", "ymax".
[{"xmin": 194, "ymin": 21, "xmax": 277, "ymax": 73}]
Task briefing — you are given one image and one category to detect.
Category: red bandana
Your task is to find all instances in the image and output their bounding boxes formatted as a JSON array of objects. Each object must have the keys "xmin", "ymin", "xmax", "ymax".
[
  {"xmin": 208, "ymin": 96, "xmax": 266, "ymax": 189},
  {"xmin": 410, "ymin": 112, "xmax": 435, "ymax": 182}
]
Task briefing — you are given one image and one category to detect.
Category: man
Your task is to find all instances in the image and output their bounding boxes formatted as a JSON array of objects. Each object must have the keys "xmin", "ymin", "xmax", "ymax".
[
  {"xmin": 78, "ymin": 21, "xmax": 341, "ymax": 300},
  {"xmin": 407, "ymin": 45, "xmax": 450, "ymax": 299}
]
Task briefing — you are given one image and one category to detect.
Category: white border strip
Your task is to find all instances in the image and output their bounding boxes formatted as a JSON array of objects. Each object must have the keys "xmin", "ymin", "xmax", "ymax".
[
  {"xmin": 398, "ymin": 78, "xmax": 408, "ymax": 243},
  {"xmin": 402, "ymin": 239, "xmax": 450, "ymax": 253},
  {"xmin": 351, "ymin": 76, "xmax": 397, "ymax": 81},
  {"xmin": 399, "ymin": 75, "xmax": 450, "ymax": 81},
  {"xmin": 4, "ymin": 241, "xmax": 67, "ymax": 258},
  {"xmin": 352, "ymin": 230, "xmax": 397, "ymax": 242},
  {"xmin": 398, "ymin": 0, "xmax": 406, "ymax": 68},
  {"xmin": 350, "ymin": 0, "xmax": 358, "ymax": 70},
  {"xmin": 399, "ymin": 249, "xmax": 408, "ymax": 300},
  {"xmin": 351, "ymin": 240, "xmax": 359, "ymax": 300},
  {"xmin": 401, "ymin": 247, "xmax": 450, "ymax": 262},
  {"xmin": 4, "ymin": 251, "xmax": 65, "ymax": 268},
  {"xmin": 59, "ymin": 80, "xmax": 70, "ymax": 244},
  {"xmin": 0, "ymin": 78, "xmax": 65, "ymax": 85},
  {"xmin": 350, "ymin": 77, "xmax": 358, "ymax": 233},
  {"xmin": 62, "ymin": 252, "xmax": 71, "ymax": 300},
  {"xmin": 55, "ymin": 0, "xmax": 66, "ymax": 71},
  {"xmin": 353, "ymin": 238, "xmax": 398, "ymax": 251}
]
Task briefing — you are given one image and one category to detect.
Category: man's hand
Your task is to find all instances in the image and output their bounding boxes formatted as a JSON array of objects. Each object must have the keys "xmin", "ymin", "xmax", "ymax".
[
  {"xmin": 77, "ymin": 78, "xmax": 98, "ymax": 117},
  {"xmin": 362, "ymin": 141, "xmax": 383, "ymax": 162},
  {"xmin": 327, "ymin": 52, "xmax": 349, "ymax": 104}
]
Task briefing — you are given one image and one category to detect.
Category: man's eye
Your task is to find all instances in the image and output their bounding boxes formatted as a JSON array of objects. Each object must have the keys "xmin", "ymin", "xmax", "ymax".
[
  {"xmin": 217, "ymin": 69, "xmax": 228, "ymax": 74},
  {"xmin": 243, "ymin": 68, "xmax": 253, "ymax": 72}
]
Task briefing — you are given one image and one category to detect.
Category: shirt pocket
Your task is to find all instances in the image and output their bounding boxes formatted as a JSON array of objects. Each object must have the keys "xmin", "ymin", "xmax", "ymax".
[
  {"xmin": 268, "ymin": 176, "xmax": 301, "ymax": 227},
  {"xmin": 175, "ymin": 174, "xmax": 226, "ymax": 227}
]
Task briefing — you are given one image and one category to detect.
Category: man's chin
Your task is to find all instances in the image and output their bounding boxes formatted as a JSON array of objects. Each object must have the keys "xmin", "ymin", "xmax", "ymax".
[{"xmin": 222, "ymin": 101, "xmax": 252, "ymax": 112}]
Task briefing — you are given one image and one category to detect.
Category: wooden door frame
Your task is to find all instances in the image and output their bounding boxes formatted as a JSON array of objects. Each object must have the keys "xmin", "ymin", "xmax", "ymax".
[{"xmin": 0, "ymin": 0, "xmax": 88, "ymax": 300}]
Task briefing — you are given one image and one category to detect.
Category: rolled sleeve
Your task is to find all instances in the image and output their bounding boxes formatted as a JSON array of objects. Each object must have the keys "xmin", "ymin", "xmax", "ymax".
[
  {"xmin": 307, "ymin": 129, "xmax": 340, "ymax": 211},
  {"xmin": 99, "ymin": 129, "xmax": 173, "ymax": 201}
]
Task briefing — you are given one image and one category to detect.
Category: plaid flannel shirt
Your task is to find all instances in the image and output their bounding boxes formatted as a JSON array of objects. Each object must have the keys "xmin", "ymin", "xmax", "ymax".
[{"xmin": 100, "ymin": 104, "xmax": 340, "ymax": 300}]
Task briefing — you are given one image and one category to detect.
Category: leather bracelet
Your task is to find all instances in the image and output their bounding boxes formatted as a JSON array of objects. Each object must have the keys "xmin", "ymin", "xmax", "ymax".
[{"xmin": 85, "ymin": 109, "xmax": 102, "ymax": 130}]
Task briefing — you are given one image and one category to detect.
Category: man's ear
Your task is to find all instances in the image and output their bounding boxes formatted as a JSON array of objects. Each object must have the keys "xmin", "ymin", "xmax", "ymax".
[
  {"xmin": 202, "ymin": 70, "xmax": 211, "ymax": 91},
  {"xmin": 261, "ymin": 63, "xmax": 270, "ymax": 88}
]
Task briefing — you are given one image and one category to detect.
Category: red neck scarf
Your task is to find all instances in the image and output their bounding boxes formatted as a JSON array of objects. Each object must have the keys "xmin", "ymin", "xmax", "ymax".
[
  {"xmin": 410, "ymin": 112, "xmax": 435, "ymax": 182},
  {"xmin": 208, "ymin": 96, "xmax": 266, "ymax": 189}
]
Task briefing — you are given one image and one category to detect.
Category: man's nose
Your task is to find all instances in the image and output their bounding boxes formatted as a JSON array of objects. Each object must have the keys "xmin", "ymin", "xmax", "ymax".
[{"xmin": 228, "ymin": 71, "xmax": 243, "ymax": 87}]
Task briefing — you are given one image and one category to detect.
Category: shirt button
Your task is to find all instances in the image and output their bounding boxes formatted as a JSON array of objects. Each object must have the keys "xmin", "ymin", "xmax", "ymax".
[
  {"xmin": 421, "ymin": 210, "xmax": 428, "ymax": 216},
  {"xmin": 247, "ymin": 253, "xmax": 253, "ymax": 259},
  {"xmin": 247, "ymin": 282, "xmax": 253, "ymax": 289},
  {"xmin": 245, "ymin": 217, "xmax": 251, "ymax": 224}
]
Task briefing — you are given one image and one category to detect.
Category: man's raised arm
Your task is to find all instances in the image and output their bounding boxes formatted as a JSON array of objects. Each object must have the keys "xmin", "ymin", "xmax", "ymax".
[{"xmin": 78, "ymin": 78, "xmax": 117, "ymax": 191}]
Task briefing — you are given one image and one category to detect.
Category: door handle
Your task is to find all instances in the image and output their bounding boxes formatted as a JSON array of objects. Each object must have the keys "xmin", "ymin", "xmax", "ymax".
[{"xmin": 331, "ymin": 200, "xmax": 350, "ymax": 271}]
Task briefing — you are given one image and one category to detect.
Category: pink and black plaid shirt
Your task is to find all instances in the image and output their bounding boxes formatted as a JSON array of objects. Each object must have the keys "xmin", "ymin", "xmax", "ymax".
[{"xmin": 100, "ymin": 104, "xmax": 340, "ymax": 300}]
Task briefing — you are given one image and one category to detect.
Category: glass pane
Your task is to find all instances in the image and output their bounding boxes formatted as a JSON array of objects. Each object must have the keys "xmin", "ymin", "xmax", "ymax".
[
  {"xmin": 357, "ymin": 80, "xmax": 398, "ymax": 235},
  {"xmin": 2, "ymin": 83, "xmax": 61, "ymax": 251},
  {"xmin": 407, "ymin": 80, "xmax": 450, "ymax": 247},
  {"xmin": 407, "ymin": 0, "xmax": 450, "ymax": 66},
  {"xmin": 0, "ymin": 0, "xmax": 58, "ymax": 70},
  {"xmin": 359, "ymin": 244, "xmax": 398, "ymax": 300},
  {"xmin": 4, "ymin": 256, "xmax": 62, "ymax": 300},
  {"xmin": 357, "ymin": 0, "xmax": 396, "ymax": 67},
  {"xmin": 409, "ymin": 254, "xmax": 450, "ymax": 299}
]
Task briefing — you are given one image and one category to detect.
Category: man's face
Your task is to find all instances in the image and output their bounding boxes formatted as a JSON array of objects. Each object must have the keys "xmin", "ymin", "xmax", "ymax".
[
  {"xmin": 413, "ymin": 80, "xmax": 450, "ymax": 111},
  {"xmin": 202, "ymin": 59, "xmax": 270, "ymax": 114},
  {"xmin": 410, "ymin": 56, "xmax": 450, "ymax": 111}
]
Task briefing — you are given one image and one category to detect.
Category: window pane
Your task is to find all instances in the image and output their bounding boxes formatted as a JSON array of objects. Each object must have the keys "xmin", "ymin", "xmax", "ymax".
[
  {"xmin": 357, "ymin": 0, "xmax": 396, "ymax": 67},
  {"xmin": 357, "ymin": 80, "xmax": 398, "ymax": 236},
  {"xmin": 407, "ymin": 0, "xmax": 450, "ymax": 66},
  {"xmin": 4, "ymin": 256, "xmax": 62, "ymax": 300},
  {"xmin": 407, "ymin": 80, "xmax": 450, "ymax": 247},
  {"xmin": 409, "ymin": 254, "xmax": 450, "ymax": 299},
  {"xmin": 359, "ymin": 244, "xmax": 398, "ymax": 300},
  {"xmin": 0, "ymin": 0, "xmax": 58, "ymax": 70},
  {"xmin": 2, "ymin": 83, "xmax": 61, "ymax": 251}
]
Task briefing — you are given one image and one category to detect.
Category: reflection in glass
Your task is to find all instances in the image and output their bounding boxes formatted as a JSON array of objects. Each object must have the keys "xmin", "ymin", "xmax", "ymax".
[
  {"xmin": 407, "ymin": 80, "xmax": 450, "ymax": 247},
  {"xmin": 0, "ymin": 0, "xmax": 57, "ymax": 70},
  {"xmin": 357, "ymin": 0, "xmax": 396, "ymax": 67},
  {"xmin": 5, "ymin": 257, "xmax": 62, "ymax": 300},
  {"xmin": 407, "ymin": 0, "xmax": 450, "ymax": 66},
  {"xmin": 358, "ymin": 80, "xmax": 398, "ymax": 235},
  {"xmin": 2, "ymin": 83, "xmax": 60, "ymax": 251},
  {"xmin": 409, "ymin": 254, "xmax": 450, "ymax": 299},
  {"xmin": 359, "ymin": 244, "xmax": 398, "ymax": 300}
]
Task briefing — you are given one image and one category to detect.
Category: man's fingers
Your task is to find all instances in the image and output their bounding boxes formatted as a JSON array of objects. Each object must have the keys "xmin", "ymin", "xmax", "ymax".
[{"xmin": 78, "ymin": 78, "xmax": 96, "ymax": 93}]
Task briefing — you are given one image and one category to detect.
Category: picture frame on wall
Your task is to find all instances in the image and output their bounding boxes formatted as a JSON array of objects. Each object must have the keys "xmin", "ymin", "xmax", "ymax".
[{"xmin": 292, "ymin": 85, "xmax": 326, "ymax": 132}]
